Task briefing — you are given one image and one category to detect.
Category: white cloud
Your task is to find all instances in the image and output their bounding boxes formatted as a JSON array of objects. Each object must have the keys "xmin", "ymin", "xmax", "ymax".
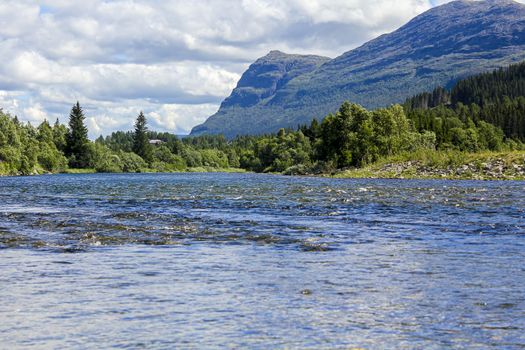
[
  {"xmin": 23, "ymin": 103, "xmax": 48, "ymax": 124},
  {"xmin": 147, "ymin": 104, "xmax": 219, "ymax": 133},
  {"xmin": 0, "ymin": 2, "xmax": 40, "ymax": 37},
  {"xmin": 0, "ymin": 0, "xmax": 523, "ymax": 137}
]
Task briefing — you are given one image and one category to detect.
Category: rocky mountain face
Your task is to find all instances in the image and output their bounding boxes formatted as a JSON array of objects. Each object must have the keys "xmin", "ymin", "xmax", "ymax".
[
  {"xmin": 217, "ymin": 51, "xmax": 330, "ymax": 109},
  {"xmin": 191, "ymin": 0, "xmax": 525, "ymax": 138}
]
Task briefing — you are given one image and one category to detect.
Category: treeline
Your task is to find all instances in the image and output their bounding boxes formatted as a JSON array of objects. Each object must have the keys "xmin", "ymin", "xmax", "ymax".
[
  {"xmin": 451, "ymin": 61, "xmax": 525, "ymax": 106},
  {"xmin": 0, "ymin": 99, "xmax": 521, "ymax": 176},
  {"xmin": 0, "ymin": 103, "xmax": 150, "ymax": 175},
  {"xmin": 0, "ymin": 103, "xmax": 243, "ymax": 175},
  {"xmin": 405, "ymin": 61, "xmax": 525, "ymax": 140},
  {"xmin": 0, "ymin": 111, "xmax": 68, "ymax": 175},
  {"xmin": 238, "ymin": 101, "xmax": 515, "ymax": 174},
  {"xmin": 1, "ymin": 61, "xmax": 524, "ymax": 176},
  {"xmin": 96, "ymin": 103, "xmax": 443, "ymax": 174}
]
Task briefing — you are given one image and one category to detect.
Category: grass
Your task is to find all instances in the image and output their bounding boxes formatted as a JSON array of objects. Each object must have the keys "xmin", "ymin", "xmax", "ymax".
[
  {"xmin": 335, "ymin": 150, "xmax": 525, "ymax": 180},
  {"xmin": 62, "ymin": 168, "xmax": 97, "ymax": 174},
  {"xmin": 186, "ymin": 167, "xmax": 247, "ymax": 173},
  {"xmin": 59, "ymin": 167, "xmax": 248, "ymax": 175},
  {"xmin": 5, "ymin": 151, "xmax": 524, "ymax": 181}
]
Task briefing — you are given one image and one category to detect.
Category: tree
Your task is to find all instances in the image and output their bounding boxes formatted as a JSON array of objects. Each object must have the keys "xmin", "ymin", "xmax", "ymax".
[
  {"xmin": 37, "ymin": 120, "xmax": 53, "ymax": 144},
  {"xmin": 317, "ymin": 102, "xmax": 374, "ymax": 167},
  {"xmin": 53, "ymin": 118, "xmax": 68, "ymax": 152},
  {"xmin": 66, "ymin": 102, "xmax": 90, "ymax": 168},
  {"xmin": 132, "ymin": 111, "xmax": 152, "ymax": 163},
  {"xmin": 317, "ymin": 103, "xmax": 355, "ymax": 167},
  {"xmin": 36, "ymin": 120, "xmax": 67, "ymax": 172}
]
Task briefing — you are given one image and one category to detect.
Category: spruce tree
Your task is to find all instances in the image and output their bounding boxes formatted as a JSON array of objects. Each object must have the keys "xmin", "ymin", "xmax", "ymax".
[
  {"xmin": 132, "ymin": 111, "xmax": 152, "ymax": 163},
  {"xmin": 66, "ymin": 102, "xmax": 90, "ymax": 168}
]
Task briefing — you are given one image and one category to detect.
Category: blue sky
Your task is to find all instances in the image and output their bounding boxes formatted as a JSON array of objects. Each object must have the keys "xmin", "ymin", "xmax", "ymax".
[{"xmin": 0, "ymin": 0, "xmax": 522, "ymax": 137}]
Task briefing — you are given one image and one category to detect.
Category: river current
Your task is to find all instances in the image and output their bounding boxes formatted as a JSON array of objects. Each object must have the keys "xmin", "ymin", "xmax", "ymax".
[{"xmin": 0, "ymin": 173, "xmax": 524, "ymax": 349}]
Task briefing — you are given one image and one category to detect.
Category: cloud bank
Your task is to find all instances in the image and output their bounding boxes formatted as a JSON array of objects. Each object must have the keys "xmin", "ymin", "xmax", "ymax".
[{"xmin": 0, "ymin": 0, "xmax": 521, "ymax": 137}]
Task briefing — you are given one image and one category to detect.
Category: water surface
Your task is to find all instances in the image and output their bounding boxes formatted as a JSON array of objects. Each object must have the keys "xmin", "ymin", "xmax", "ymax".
[{"xmin": 1, "ymin": 173, "xmax": 524, "ymax": 349}]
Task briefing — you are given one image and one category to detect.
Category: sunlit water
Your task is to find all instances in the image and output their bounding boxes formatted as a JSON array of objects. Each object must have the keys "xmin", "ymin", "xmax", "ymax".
[{"xmin": 1, "ymin": 173, "xmax": 524, "ymax": 349}]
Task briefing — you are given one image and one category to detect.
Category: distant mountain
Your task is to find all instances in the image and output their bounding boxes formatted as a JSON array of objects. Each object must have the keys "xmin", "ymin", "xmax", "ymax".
[
  {"xmin": 190, "ymin": 51, "xmax": 329, "ymax": 136},
  {"xmin": 191, "ymin": 0, "xmax": 525, "ymax": 138}
]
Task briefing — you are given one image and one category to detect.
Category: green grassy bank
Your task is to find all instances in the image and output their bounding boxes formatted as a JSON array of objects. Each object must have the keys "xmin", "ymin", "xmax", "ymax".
[{"xmin": 334, "ymin": 150, "xmax": 525, "ymax": 180}]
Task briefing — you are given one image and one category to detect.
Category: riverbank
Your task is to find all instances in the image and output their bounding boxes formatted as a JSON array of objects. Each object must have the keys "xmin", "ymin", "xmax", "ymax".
[
  {"xmin": 3, "ymin": 151, "xmax": 525, "ymax": 180},
  {"xmin": 1, "ymin": 167, "xmax": 247, "ymax": 177},
  {"xmin": 63, "ymin": 167, "xmax": 247, "ymax": 174},
  {"xmin": 334, "ymin": 150, "xmax": 525, "ymax": 180}
]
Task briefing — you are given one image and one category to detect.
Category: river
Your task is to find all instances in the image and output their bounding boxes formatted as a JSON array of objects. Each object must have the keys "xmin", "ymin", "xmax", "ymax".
[{"xmin": 1, "ymin": 173, "xmax": 524, "ymax": 349}]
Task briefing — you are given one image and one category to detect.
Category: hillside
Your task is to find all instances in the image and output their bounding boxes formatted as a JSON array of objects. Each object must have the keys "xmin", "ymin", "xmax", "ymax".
[
  {"xmin": 406, "ymin": 61, "xmax": 525, "ymax": 110},
  {"xmin": 190, "ymin": 51, "xmax": 330, "ymax": 137},
  {"xmin": 405, "ymin": 61, "xmax": 525, "ymax": 140},
  {"xmin": 191, "ymin": 0, "xmax": 525, "ymax": 138},
  {"xmin": 451, "ymin": 61, "xmax": 525, "ymax": 106}
]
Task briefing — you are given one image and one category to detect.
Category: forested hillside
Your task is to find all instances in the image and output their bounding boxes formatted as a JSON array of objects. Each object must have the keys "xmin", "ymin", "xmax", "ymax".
[
  {"xmin": 405, "ymin": 61, "xmax": 525, "ymax": 141},
  {"xmin": 452, "ymin": 61, "xmax": 525, "ymax": 106},
  {"xmin": 192, "ymin": 0, "xmax": 525, "ymax": 137}
]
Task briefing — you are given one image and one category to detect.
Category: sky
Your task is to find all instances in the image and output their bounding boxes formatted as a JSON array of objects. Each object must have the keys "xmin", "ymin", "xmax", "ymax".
[{"xmin": 0, "ymin": 0, "xmax": 522, "ymax": 138}]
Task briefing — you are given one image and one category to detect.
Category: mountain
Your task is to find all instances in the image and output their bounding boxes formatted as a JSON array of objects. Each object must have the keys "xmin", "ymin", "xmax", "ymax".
[
  {"xmin": 190, "ymin": 51, "xmax": 330, "ymax": 136},
  {"xmin": 191, "ymin": 0, "xmax": 525, "ymax": 138}
]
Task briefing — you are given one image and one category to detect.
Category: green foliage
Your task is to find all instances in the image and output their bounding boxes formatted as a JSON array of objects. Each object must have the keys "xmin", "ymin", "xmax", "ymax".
[
  {"xmin": 0, "ymin": 110, "xmax": 67, "ymax": 175},
  {"xmin": 407, "ymin": 104, "xmax": 507, "ymax": 152},
  {"xmin": 132, "ymin": 112, "xmax": 153, "ymax": 163},
  {"xmin": 88, "ymin": 142, "xmax": 123, "ymax": 173},
  {"xmin": 119, "ymin": 151, "xmax": 147, "ymax": 173},
  {"xmin": 151, "ymin": 145, "xmax": 186, "ymax": 171},
  {"xmin": 66, "ymin": 102, "xmax": 90, "ymax": 168},
  {"xmin": 103, "ymin": 131, "xmax": 134, "ymax": 152},
  {"xmin": 180, "ymin": 146, "xmax": 203, "ymax": 167},
  {"xmin": 37, "ymin": 142, "xmax": 68, "ymax": 173},
  {"xmin": 451, "ymin": 61, "xmax": 525, "ymax": 107},
  {"xmin": 405, "ymin": 87, "xmax": 451, "ymax": 110},
  {"xmin": 226, "ymin": 148, "xmax": 240, "ymax": 168},
  {"xmin": 53, "ymin": 119, "xmax": 68, "ymax": 152},
  {"xmin": 477, "ymin": 121, "xmax": 504, "ymax": 151},
  {"xmin": 200, "ymin": 149, "xmax": 229, "ymax": 168},
  {"xmin": 182, "ymin": 134, "xmax": 229, "ymax": 150},
  {"xmin": 406, "ymin": 62, "xmax": 525, "ymax": 141},
  {"xmin": 147, "ymin": 131, "xmax": 183, "ymax": 154},
  {"xmin": 244, "ymin": 128, "xmax": 312, "ymax": 172},
  {"xmin": 316, "ymin": 103, "xmax": 426, "ymax": 167}
]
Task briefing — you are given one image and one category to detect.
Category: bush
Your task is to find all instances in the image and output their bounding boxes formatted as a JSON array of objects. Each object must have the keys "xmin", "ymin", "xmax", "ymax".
[
  {"xmin": 119, "ymin": 151, "xmax": 147, "ymax": 173},
  {"xmin": 200, "ymin": 149, "xmax": 229, "ymax": 168},
  {"xmin": 180, "ymin": 147, "xmax": 203, "ymax": 167},
  {"xmin": 152, "ymin": 145, "xmax": 186, "ymax": 170},
  {"xmin": 37, "ymin": 143, "xmax": 68, "ymax": 172},
  {"xmin": 87, "ymin": 143, "xmax": 123, "ymax": 173}
]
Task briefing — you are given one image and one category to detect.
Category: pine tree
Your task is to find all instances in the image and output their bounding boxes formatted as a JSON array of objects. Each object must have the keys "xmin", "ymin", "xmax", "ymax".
[
  {"xmin": 66, "ymin": 102, "xmax": 90, "ymax": 168},
  {"xmin": 132, "ymin": 111, "xmax": 152, "ymax": 163}
]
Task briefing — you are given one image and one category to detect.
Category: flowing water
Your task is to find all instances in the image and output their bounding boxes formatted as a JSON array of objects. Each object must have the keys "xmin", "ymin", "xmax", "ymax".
[{"xmin": 1, "ymin": 173, "xmax": 524, "ymax": 349}]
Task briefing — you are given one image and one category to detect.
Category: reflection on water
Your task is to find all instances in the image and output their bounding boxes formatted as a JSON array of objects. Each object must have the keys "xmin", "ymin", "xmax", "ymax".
[{"xmin": 0, "ymin": 173, "xmax": 524, "ymax": 348}]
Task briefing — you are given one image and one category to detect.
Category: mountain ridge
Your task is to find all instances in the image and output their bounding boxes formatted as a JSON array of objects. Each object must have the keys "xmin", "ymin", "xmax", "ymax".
[{"xmin": 191, "ymin": 0, "xmax": 525, "ymax": 138}]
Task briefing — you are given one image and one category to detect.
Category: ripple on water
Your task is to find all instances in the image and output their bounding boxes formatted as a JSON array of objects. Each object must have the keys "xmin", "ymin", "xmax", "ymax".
[{"xmin": 0, "ymin": 174, "xmax": 524, "ymax": 349}]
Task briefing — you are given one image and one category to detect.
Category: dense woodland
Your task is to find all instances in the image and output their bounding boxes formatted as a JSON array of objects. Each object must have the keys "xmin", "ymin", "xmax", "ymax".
[
  {"xmin": 405, "ymin": 61, "xmax": 525, "ymax": 140},
  {"xmin": 1, "ymin": 62, "xmax": 524, "ymax": 176}
]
